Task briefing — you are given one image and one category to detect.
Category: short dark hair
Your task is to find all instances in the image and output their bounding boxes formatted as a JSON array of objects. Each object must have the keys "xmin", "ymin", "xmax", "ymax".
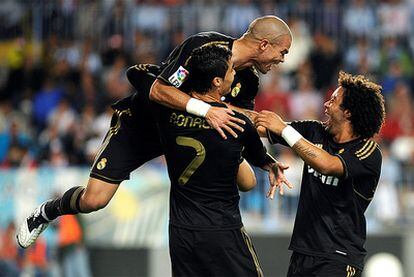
[
  {"xmin": 339, "ymin": 71, "xmax": 386, "ymax": 139},
  {"xmin": 184, "ymin": 44, "xmax": 232, "ymax": 94}
]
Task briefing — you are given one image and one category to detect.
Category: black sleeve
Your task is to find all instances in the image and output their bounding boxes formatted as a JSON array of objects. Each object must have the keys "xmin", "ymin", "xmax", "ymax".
[
  {"xmin": 126, "ymin": 64, "xmax": 159, "ymax": 97},
  {"xmin": 336, "ymin": 141, "xmax": 382, "ymax": 180},
  {"xmin": 157, "ymin": 36, "xmax": 200, "ymax": 88},
  {"xmin": 267, "ymin": 120, "xmax": 324, "ymax": 145},
  {"xmin": 240, "ymin": 114, "xmax": 275, "ymax": 168}
]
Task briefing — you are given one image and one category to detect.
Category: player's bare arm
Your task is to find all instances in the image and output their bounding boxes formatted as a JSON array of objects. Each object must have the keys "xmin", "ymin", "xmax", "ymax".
[
  {"xmin": 150, "ymin": 79, "xmax": 245, "ymax": 139},
  {"xmin": 237, "ymin": 159, "xmax": 257, "ymax": 192},
  {"xmin": 255, "ymin": 110, "xmax": 344, "ymax": 177}
]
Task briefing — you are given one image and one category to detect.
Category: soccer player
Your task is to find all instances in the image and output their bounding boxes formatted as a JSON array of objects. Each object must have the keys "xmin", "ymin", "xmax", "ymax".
[
  {"xmin": 156, "ymin": 43, "xmax": 278, "ymax": 277},
  {"xmin": 255, "ymin": 71, "xmax": 386, "ymax": 276},
  {"xmin": 17, "ymin": 15, "xmax": 292, "ymax": 248}
]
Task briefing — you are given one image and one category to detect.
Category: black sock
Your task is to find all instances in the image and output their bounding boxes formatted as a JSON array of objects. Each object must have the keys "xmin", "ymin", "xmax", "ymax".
[{"xmin": 43, "ymin": 186, "xmax": 85, "ymax": 220}]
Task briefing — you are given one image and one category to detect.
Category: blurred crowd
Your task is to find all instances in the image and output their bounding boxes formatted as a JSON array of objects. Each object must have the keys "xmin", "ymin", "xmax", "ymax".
[
  {"xmin": 0, "ymin": 0, "xmax": 414, "ymax": 231},
  {"xmin": 0, "ymin": 215, "xmax": 91, "ymax": 277}
]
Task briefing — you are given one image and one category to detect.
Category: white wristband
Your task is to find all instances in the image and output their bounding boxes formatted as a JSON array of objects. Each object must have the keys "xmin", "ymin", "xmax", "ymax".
[
  {"xmin": 186, "ymin": 98, "xmax": 211, "ymax": 117},
  {"xmin": 281, "ymin": 125, "xmax": 303, "ymax": 147}
]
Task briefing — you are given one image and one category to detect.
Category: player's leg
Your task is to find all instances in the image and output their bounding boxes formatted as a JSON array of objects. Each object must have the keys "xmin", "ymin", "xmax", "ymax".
[
  {"xmin": 17, "ymin": 92, "xmax": 162, "ymax": 248},
  {"xmin": 194, "ymin": 228, "xmax": 264, "ymax": 277},
  {"xmin": 287, "ymin": 252, "xmax": 362, "ymax": 277},
  {"xmin": 16, "ymin": 177, "xmax": 119, "ymax": 249},
  {"xmin": 169, "ymin": 225, "xmax": 204, "ymax": 277}
]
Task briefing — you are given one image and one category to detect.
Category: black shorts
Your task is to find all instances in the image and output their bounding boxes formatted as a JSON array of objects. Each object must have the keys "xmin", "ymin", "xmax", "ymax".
[
  {"xmin": 169, "ymin": 225, "xmax": 263, "ymax": 277},
  {"xmin": 287, "ymin": 252, "xmax": 362, "ymax": 277},
  {"xmin": 90, "ymin": 65, "xmax": 162, "ymax": 184}
]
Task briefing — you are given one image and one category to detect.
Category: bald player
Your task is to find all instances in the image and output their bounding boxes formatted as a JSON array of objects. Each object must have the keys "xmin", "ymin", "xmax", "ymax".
[
  {"xmin": 17, "ymin": 16, "xmax": 293, "ymax": 250},
  {"xmin": 150, "ymin": 15, "xmax": 292, "ymax": 134}
]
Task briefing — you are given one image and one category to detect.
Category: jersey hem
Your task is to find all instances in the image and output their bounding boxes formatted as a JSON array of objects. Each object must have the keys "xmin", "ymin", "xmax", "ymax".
[
  {"xmin": 289, "ymin": 246, "xmax": 364, "ymax": 270},
  {"xmin": 90, "ymin": 172, "xmax": 123, "ymax": 184},
  {"xmin": 169, "ymin": 221, "xmax": 243, "ymax": 231}
]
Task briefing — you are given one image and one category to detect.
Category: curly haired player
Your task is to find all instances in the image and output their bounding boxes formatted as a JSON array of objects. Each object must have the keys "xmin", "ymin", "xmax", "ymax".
[{"xmin": 255, "ymin": 71, "xmax": 386, "ymax": 276}]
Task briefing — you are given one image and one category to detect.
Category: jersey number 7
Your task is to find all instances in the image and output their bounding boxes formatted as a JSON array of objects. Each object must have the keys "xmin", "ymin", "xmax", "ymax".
[{"xmin": 176, "ymin": 136, "xmax": 206, "ymax": 185}]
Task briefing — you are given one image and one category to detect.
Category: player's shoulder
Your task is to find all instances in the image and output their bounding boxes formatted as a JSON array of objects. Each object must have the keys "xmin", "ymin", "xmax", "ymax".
[
  {"xmin": 235, "ymin": 66, "xmax": 259, "ymax": 82},
  {"xmin": 233, "ymin": 110, "xmax": 252, "ymax": 124},
  {"xmin": 185, "ymin": 32, "xmax": 234, "ymax": 47},
  {"xmin": 233, "ymin": 110, "xmax": 257, "ymax": 136},
  {"xmin": 290, "ymin": 120, "xmax": 324, "ymax": 130},
  {"xmin": 351, "ymin": 139, "xmax": 382, "ymax": 162}
]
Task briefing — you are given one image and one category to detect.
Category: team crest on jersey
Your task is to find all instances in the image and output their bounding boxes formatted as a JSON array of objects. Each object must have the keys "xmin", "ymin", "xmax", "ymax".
[
  {"xmin": 168, "ymin": 66, "xmax": 189, "ymax": 88},
  {"xmin": 231, "ymin": 83, "xmax": 241, "ymax": 97},
  {"xmin": 97, "ymin": 158, "xmax": 107, "ymax": 170}
]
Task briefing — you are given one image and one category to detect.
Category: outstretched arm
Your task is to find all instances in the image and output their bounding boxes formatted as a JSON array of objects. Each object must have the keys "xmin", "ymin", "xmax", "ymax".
[
  {"xmin": 150, "ymin": 79, "xmax": 245, "ymax": 139},
  {"xmin": 255, "ymin": 111, "xmax": 344, "ymax": 177},
  {"xmin": 240, "ymin": 115, "xmax": 293, "ymax": 198}
]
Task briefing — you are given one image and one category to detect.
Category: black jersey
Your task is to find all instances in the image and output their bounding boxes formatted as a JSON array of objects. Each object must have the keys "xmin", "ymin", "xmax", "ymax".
[
  {"xmin": 154, "ymin": 101, "xmax": 273, "ymax": 230},
  {"xmin": 268, "ymin": 121, "xmax": 382, "ymax": 269},
  {"xmin": 157, "ymin": 31, "xmax": 259, "ymax": 110}
]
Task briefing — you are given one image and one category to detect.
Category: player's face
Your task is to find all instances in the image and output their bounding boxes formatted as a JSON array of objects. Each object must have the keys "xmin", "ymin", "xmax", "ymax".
[
  {"xmin": 323, "ymin": 87, "xmax": 347, "ymax": 134},
  {"xmin": 220, "ymin": 59, "xmax": 236, "ymax": 96},
  {"xmin": 254, "ymin": 34, "xmax": 291, "ymax": 74}
]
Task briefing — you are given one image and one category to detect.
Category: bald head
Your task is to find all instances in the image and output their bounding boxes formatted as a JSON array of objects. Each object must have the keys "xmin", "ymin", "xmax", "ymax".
[{"xmin": 243, "ymin": 15, "xmax": 292, "ymax": 43}]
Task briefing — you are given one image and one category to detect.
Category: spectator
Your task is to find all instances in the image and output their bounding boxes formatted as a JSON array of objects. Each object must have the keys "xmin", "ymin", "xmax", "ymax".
[
  {"xmin": 32, "ymin": 77, "xmax": 64, "ymax": 131},
  {"xmin": 223, "ymin": 0, "xmax": 260, "ymax": 36},
  {"xmin": 378, "ymin": 0, "xmax": 410, "ymax": 38},
  {"xmin": 343, "ymin": 0, "xmax": 376, "ymax": 39},
  {"xmin": 58, "ymin": 215, "xmax": 91, "ymax": 277},
  {"xmin": 289, "ymin": 74, "xmax": 322, "ymax": 119},
  {"xmin": 309, "ymin": 33, "xmax": 342, "ymax": 91},
  {"xmin": 279, "ymin": 17, "xmax": 313, "ymax": 74},
  {"xmin": 0, "ymin": 223, "xmax": 20, "ymax": 276},
  {"xmin": 344, "ymin": 37, "xmax": 380, "ymax": 74},
  {"xmin": 381, "ymin": 82, "xmax": 414, "ymax": 142},
  {"xmin": 103, "ymin": 54, "xmax": 131, "ymax": 101}
]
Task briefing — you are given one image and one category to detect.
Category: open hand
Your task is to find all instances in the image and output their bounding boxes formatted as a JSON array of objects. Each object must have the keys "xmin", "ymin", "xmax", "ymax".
[
  {"xmin": 267, "ymin": 161, "xmax": 293, "ymax": 199},
  {"xmin": 205, "ymin": 106, "xmax": 245, "ymax": 139}
]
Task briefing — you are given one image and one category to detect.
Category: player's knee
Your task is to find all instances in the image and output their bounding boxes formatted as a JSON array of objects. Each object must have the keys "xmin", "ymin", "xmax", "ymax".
[{"xmin": 81, "ymin": 193, "xmax": 110, "ymax": 212}]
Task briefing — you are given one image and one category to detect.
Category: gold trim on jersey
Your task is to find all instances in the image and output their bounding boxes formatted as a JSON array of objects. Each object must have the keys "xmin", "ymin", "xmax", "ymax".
[
  {"xmin": 355, "ymin": 140, "xmax": 375, "ymax": 158},
  {"xmin": 90, "ymin": 172, "xmax": 123, "ymax": 183},
  {"xmin": 133, "ymin": 64, "xmax": 151, "ymax": 72},
  {"xmin": 200, "ymin": 40, "xmax": 230, "ymax": 48},
  {"xmin": 358, "ymin": 142, "xmax": 377, "ymax": 160},
  {"xmin": 250, "ymin": 66, "xmax": 259, "ymax": 78},
  {"xmin": 240, "ymin": 227, "xmax": 264, "ymax": 277},
  {"xmin": 346, "ymin": 265, "xmax": 356, "ymax": 277},
  {"xmin": 353, "ymin": 188, "xmax": 373, "ymax": 201},
  {"xmin": 91, "ymin": 109, "xmax": 131, "ymax": 171}
]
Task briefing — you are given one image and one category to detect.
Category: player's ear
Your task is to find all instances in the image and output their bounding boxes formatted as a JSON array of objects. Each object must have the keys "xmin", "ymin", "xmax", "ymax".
[
  {"xmin": 212, "ymin": 77, "xmax": 222, "ymax": 88},
  {"xmin": 344, "ymin": 109, "xmax": 352, "ymax": 119},
  {"xmin": 259, "ymin": 38, "xmax": 270, "ymax": 51}
]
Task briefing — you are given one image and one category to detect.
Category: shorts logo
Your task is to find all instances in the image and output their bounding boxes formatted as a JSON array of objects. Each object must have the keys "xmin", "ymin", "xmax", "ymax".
[
  {"xmin": 168, "ymin": 66, "xmax": 189, "ymax": 88},
  {"xmin": 231, "ymin": 83, "xmax": 241, "ymax": 97},
  {"xmin": 97, "ymin": 158, "xmax": 107, "ymax": 170}
]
